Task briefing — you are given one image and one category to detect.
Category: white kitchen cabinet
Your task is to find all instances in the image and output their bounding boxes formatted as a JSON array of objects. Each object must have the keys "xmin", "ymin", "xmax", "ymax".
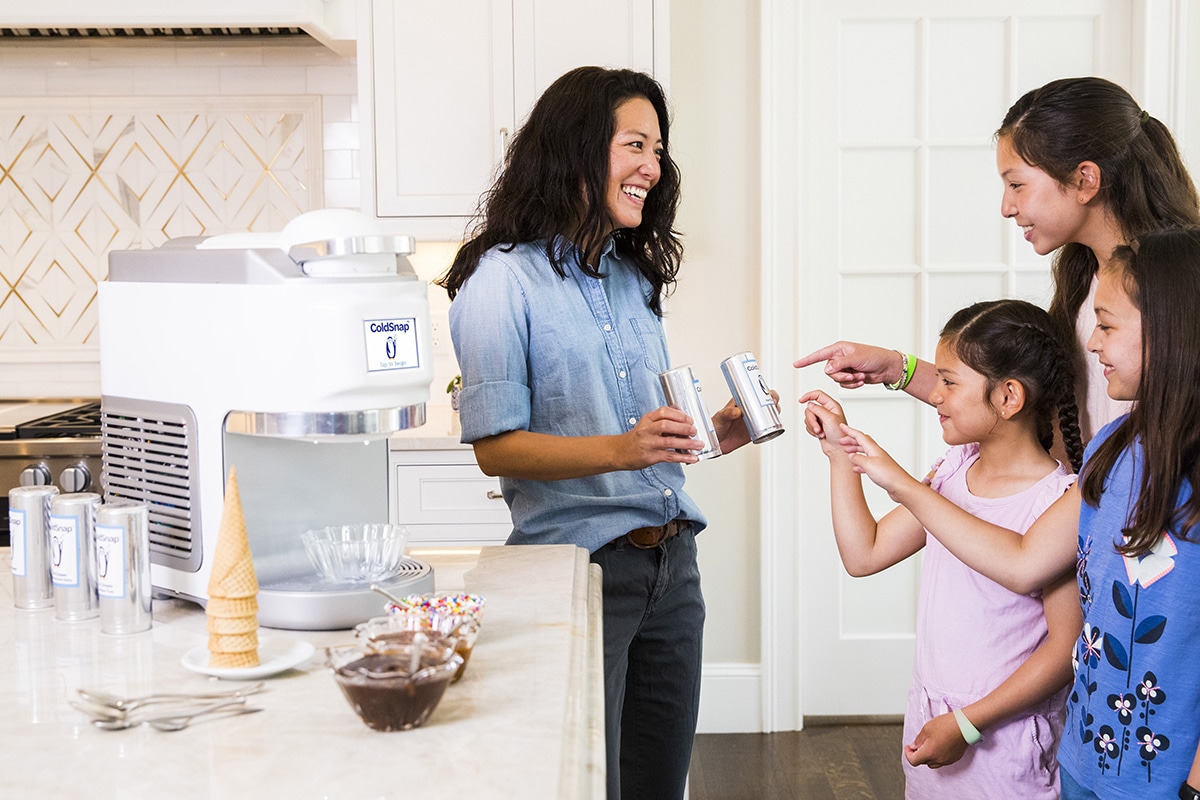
[
  {"xmin": 367, "ymin": 0, "xmax": 665, "ymax": 239},
  {"xmin": 390, "ymin": 446, "xmax": 513, "ymax": 547}
]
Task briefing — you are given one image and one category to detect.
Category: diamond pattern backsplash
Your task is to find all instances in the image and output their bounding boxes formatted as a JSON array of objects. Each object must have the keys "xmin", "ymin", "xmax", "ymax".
[{"xmin": 0, "ymin": 97, "xmax": 322, "ymax": 351}]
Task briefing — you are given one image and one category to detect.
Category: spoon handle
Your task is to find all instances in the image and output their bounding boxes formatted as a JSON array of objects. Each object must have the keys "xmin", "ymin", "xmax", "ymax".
[
  {"xmin": 149, "ymin": 706, "xmax": 264, "ymax": 732},
  {"xmin": 91, "ymin": 697, "xmax": 251, "ymax": 730},
  {"xmin": 79, "ymin": 681, "xmax": 266, "ymax": 710}
]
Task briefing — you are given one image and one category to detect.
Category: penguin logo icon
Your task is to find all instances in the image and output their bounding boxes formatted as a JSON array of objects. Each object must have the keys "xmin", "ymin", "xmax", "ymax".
[{"xmin": 386, "ymin": 336, "xmax": 397, "ymax": 360}]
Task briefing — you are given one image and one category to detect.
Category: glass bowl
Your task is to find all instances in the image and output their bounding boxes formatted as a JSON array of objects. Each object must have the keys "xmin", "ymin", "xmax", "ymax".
[
  {"xmin": 357, "ymin": 613, "xmax": 480, "ymax": 683},
  {"xmin": 326, "ymin": 638, "xmax": 462, "ymax": 731},
  {"xmin": 376, "ymin": 593, "xmax": 486, "ymax": 682},
  {"xmin": 302, "ymin": 523, "xmax": 409, "ymax": 583}
]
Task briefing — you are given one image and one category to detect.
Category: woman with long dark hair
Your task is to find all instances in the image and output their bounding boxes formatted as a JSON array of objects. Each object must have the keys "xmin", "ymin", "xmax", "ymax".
[{"xmin": 438, "ymin": 66, "xmax": 760, "ymax": 800}]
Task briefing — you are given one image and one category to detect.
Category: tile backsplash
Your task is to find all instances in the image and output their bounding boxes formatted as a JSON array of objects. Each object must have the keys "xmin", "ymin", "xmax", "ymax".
[{"xmin": 0, "ymin": 37, "xmax": 360, "ymax": 398}]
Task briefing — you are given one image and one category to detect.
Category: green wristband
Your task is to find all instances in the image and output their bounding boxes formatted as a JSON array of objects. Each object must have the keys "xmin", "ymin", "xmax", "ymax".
[
  {"xmin": 884, "ymin": 351, "xmax": 916, "ymax": 391},
  {"xmin": 952, "ymin": 707, "xmax": 983, "ymax": 745}
]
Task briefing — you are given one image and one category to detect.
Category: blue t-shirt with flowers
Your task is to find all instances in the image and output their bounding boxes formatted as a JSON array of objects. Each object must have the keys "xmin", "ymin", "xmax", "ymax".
[{"xmin": 1062, "ymin": 416, "xmax": 1200, "ymax": 797}]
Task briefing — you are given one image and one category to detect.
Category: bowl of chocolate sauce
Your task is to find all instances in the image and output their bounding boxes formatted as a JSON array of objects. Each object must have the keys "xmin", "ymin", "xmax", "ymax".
[{"xmin": 326, "ymin": 638, "xmax": 463, "ymax": 731}]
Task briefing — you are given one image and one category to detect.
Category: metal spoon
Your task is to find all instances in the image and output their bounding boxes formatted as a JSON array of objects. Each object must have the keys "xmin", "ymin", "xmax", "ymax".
[
  {"xmin": 146, "ymin": 706, "xmax": 264, "ymax": 732},
  {"xmin": 77, "ymin": 681, "xmax": 266, "ymax": 712},
  {"xmin": 369, "ymin": 583, "xmax": 406, "ymax": 606},
  {"xmin": 90, "ymin": 697, "xmax": 253, "ymax": 731}
]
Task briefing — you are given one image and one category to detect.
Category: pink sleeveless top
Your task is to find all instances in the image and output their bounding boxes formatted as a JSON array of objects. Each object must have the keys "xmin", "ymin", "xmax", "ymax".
[{"xmin": 902, "ymin": 443, "xmax": 1075, "ymax": 800}]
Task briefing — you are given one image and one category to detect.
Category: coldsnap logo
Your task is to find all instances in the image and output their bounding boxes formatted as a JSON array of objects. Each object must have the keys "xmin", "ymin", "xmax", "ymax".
[
  {"xmin": 369, "ymin": 320, "xmax": 411, "ymax": 334},
  {"xmin": 364, "ymin": 317, "xmax": 420, "ymax": 372}
]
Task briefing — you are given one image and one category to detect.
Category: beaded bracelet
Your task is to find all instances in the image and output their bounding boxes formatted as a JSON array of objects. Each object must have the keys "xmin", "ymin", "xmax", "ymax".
[
  {"xmin": 952, "ymin": 707, "xmax": 983, "ymax": 746},
  {"xmin": 884, "ymin": 351, "xmax": 917, "ymax": 391}
]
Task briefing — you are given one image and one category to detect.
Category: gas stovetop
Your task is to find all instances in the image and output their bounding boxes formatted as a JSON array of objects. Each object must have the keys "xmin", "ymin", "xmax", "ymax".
[{"xmin": 0, "ymin": 400, "xmax": 102, "ymax": 441}]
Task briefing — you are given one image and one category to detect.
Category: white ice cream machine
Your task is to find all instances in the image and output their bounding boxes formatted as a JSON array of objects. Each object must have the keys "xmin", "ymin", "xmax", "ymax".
[{"xmin": 98, "ymin": 211, "xmax": 437, "ymax": 629}]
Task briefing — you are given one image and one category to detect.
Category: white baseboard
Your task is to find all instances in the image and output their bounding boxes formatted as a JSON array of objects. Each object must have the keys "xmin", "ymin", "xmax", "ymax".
[{"xmin": 696, "ymin": 662, "xmax": 762, "ymax": 733}]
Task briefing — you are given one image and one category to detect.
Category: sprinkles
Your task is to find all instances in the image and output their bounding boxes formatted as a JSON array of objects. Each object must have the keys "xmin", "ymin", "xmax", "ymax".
[{"xmin": 385, "ymin": 592, "xmax": 486, "ymax": 629}]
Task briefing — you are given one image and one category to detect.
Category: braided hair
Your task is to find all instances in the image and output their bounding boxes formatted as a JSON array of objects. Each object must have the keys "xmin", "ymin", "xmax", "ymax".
[{"xmin": 940, "ymin": 299, "xmax": 1084, "ymax": 471}]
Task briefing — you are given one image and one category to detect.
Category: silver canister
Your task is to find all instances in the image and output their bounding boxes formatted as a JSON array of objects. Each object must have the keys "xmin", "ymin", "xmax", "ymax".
[
  {"xmin": 721, "ymin": 351, "xmax": 785, "ymax": 444},
  {"xmin": 95, "ymin": 501, "xmax": 152, "ymax": 634},
  {"xmin": 9, "ymin": 485, "xmax": 59, "ymax": 610},
  {"xmin": 659, "ymin": 364, "xmax": 722, "ymax": 459},
  {"xmin": 49, "ymin": 492, "xmax": 102, "ymax": 622}
]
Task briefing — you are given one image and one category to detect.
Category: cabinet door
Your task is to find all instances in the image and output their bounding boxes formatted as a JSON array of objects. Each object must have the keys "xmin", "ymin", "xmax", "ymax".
[
  {"xmin": 511, "ymin": 0, "xmax": 658, "ymax": 122},
  {"xmin": 372, "ymin": 0, "xmax": 515, "ymax": 218},
  {"xmin": 371, "ymin": 0, "xmax": 660, "ymax": 226}
]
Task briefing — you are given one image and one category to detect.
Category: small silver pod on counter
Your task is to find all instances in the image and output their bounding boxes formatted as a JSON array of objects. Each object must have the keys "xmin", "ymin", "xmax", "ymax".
[
  {"xmin": 49, "ymin": 492, "xmax": 102, "ymax": 622},
  {"xmin": 9, "ymin": 485, "xmax": 59, "ymax": 610},
  {"xmin": 95, "ymin": 500, "xmax": 152, "ymax": 635}
]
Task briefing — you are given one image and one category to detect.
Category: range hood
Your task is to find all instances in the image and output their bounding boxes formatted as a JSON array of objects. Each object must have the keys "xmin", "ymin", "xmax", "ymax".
[{"xmin": 0, "ymin": 0, "xmax": 355, "ymax": 54}]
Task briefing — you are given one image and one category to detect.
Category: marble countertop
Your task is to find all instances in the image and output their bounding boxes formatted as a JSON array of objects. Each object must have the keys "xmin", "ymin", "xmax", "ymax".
[{"xmin": 1, "ymin": 545, "xmax": 604, "ymax": 799}]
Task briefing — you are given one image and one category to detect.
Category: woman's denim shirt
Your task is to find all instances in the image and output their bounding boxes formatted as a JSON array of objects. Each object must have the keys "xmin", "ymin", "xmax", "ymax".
[{"xmin": 449, "ymin": 239, "xmax": 706, "ymax": 552}]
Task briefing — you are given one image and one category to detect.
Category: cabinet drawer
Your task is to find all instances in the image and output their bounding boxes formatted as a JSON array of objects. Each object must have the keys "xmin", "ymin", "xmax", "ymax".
[{"xmin": 393, "ymin": 464, "xmax": 511, "ymax": 526}]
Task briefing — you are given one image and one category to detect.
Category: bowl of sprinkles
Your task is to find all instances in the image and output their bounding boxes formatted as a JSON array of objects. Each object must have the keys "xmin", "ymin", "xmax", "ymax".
[{"xmin": 361, "ymin": 593, "xmax": 486, "ymax": 683}]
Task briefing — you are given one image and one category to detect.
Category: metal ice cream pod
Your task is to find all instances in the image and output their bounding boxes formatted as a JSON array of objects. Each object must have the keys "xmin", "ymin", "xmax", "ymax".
[
  {"xmin": 720, "ymin": 351, "xmax": 785, "ymax": 444},
  {"xmin": 659, "ymin": 365, "xmax": 722, "ymax": 460},
  {"xmin": 9, "ymin": 485, "xmax": 59, "ymax": 609},
  {"xmin": 96, "ymin": 501, "xmax": 153, "ymax": 634},
  {"xmin": 49, "ymin": 492, "xmax": 102, "ymax": 621}
]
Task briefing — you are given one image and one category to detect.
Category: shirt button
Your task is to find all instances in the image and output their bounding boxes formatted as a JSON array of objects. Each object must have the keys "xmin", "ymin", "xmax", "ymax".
[
  {"xmin": 618, "ymin": 370, "xmax": 626, "ymax": 378},
  {"xmin": 604, "ymin": 324, "xmax": 612, "ymax": 332},
  {"xmin": 628, "ymin": 417, "xmax": 637, "ymax": 426},
  {"xmin": 664, "ymin": 489, "xmax": 673, "ymax": 497}
]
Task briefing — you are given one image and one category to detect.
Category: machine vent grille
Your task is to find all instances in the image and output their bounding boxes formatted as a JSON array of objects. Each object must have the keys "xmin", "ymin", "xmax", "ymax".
[{"xmin": 101, "ymin": 398, "xmax": 203, "ymax": 573}]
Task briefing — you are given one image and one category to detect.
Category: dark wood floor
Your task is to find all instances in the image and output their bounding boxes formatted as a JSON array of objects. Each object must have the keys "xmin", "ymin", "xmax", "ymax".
[{"xmin": 688, "ymin": 721, "xmax": 905, "ymax": 800}]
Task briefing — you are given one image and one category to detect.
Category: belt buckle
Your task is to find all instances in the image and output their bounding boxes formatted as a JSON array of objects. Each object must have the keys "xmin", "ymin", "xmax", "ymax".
[{"xmin": 626, "ymin": 520, "xmax": 679, "ymax": 549}]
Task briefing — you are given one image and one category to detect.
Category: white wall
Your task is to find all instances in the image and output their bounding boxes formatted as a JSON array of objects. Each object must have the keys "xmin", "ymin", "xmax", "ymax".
[{"xmin": 669, "ymin": 1, "xmax": 766, "ymax": 731}]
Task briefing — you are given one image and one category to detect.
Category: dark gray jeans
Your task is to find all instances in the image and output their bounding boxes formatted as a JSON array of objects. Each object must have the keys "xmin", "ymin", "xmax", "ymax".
[{"xmin": 590, "ymin": 526, "xmax": 705, "ymax": 800}]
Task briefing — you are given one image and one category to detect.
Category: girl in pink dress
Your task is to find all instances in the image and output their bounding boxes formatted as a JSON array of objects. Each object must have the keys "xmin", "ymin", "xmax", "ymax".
[{"xmin": 803, "ymin": 298, "xmax": 1085, "ymax": 799}]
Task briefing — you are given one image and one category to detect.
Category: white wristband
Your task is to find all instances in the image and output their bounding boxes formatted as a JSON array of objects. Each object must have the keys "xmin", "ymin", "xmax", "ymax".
[{"xmin": 953, "ymin": 707, "xmax": 983, "ymax": 745}]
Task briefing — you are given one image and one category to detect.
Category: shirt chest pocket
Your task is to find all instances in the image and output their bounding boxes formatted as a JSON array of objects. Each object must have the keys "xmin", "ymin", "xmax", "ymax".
[{"xmin": 629, "ymin": 317, "xmax": 669, "ymax": 374}]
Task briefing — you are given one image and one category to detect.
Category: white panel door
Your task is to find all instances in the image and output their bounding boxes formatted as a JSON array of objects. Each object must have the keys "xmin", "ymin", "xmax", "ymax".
[{"xmin": 794, "ymin": 0, "xmax": 1133, "ymax": 716}]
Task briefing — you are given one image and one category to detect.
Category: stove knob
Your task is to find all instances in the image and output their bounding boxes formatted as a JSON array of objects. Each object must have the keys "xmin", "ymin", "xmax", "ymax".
[
  {"xmin": 60, "ymin": 463, "xmax": 92, "ymax": 493},
  {"xmin": 19, "ymin": 463, "xmax": 53, "ymax": 487}
]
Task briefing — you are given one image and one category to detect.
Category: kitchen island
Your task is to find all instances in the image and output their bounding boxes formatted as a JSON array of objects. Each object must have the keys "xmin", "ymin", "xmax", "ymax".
[{"xmin": 0, "ymin": 544, "xmax": 604, "ymax": 799}]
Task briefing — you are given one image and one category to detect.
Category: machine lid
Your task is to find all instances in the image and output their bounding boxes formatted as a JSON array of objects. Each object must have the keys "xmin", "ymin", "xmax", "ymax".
[{"xmin": 288, "ymin": 235, "xmax": 418, "ymax": 278}]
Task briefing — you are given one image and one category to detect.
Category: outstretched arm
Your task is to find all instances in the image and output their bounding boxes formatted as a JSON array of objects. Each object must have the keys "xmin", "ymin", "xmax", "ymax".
[
  {"xmin": 905, "ymin": 568, "xmax": 1082, "ymax": 768},
  {"xmin": 803, "ymin": 392, "xmax": 926, "ymax": 575},
  {"xmin": 794, "ymin": 341, "xmax": 939, "ymax": 405},
  {"xmin": 472, "ymin": 405, "xmax": 704, "ymax": 480},
  {"xmin": 836, "ymin": 422, "xmax": 1079, "ymax": 593}
]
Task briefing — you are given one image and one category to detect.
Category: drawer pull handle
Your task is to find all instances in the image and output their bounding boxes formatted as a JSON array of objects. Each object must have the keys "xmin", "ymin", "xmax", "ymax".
[{"xmin": 486, "ymin": 490, "xmax": 504, "ymax": 500}]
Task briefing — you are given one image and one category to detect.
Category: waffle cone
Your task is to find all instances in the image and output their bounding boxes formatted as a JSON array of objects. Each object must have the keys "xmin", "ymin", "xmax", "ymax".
[
  {"xmin": 206, "ymin": 595, "xmax": 259, "ymax": 618},
  {"xmin": 207, "ymin": 467, "xmax": 259, "ymax": 599},
  {"xmin": 208, "ymin": 630, "xmax": 259, "ymax": 654},
  {"xmin": 207, "ymin": 614, "xmax": 259, "ymax": 635},
  {"xmin": 206, "ymin": 467, "xmax": 260, "ymax": 669},
  {"xmin": 208, "ymin": 648, "xmax": 260, "ymax": 669}
]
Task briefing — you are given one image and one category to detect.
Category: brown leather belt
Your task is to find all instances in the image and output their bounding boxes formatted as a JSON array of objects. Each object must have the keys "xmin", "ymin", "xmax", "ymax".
[{"xmin": 624, "ymin": 519, "xmax": 687, "ymax": 549}]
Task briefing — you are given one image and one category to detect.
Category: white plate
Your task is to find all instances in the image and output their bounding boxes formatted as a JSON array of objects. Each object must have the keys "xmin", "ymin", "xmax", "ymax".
[{"xmin": 181, "ymin": 639, "xmax": 315, "ymax": 680}]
